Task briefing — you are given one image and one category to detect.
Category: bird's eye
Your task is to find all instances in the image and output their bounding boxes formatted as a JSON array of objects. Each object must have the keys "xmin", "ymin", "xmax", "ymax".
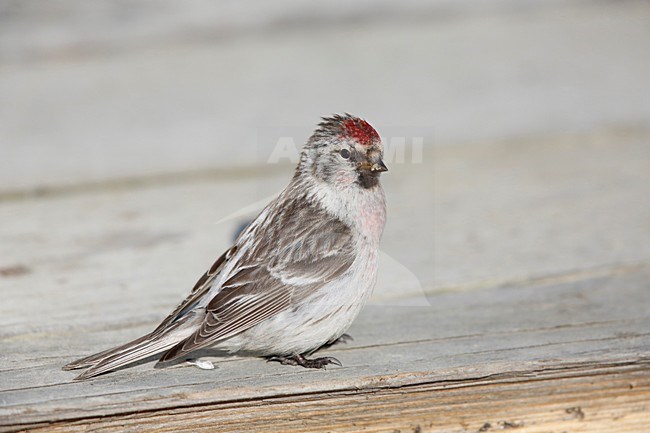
[{"xmin": 339, "ymin": 148, "xmax": 351, "ymax": 159}]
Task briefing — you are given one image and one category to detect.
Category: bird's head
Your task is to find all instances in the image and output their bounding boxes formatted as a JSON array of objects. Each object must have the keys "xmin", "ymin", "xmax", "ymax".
[{"xmin": 300, "ymin": 114, "xmax": 387, "ymax": 189}]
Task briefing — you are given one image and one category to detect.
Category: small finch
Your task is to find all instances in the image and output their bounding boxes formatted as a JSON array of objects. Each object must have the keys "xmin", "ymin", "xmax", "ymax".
[{"xmin": 64, "ymin": 114, "xmax": 388, "ymax": 380}]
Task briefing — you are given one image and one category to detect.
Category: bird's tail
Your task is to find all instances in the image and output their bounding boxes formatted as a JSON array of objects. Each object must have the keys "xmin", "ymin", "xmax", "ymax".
[{"xmin": 63, "ymin": 328, "xmax": 191, "ymax": 380}]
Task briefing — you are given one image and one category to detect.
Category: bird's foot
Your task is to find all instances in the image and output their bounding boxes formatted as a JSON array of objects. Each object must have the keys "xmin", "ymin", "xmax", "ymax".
[{"xmin": 267, "ymin": 353, "xmax": 342, "ymax": 369}]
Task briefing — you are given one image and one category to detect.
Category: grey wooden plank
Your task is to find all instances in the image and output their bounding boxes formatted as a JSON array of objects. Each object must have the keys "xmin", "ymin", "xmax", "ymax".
[
  {"xmin": 1, "ymin": 2, "xmax": 648, "ymax": 430},
  {"xmin": 10, "ymin": 366, "xmax": 650, "ymax": 432},
  {"xmin": 425, "ymin": 128, "xmax": 650, "ymax": 293},
  {"xmin": 1, "ymin": 1, "xmax": 649, "ymax": 191},
  {"xmin": 1, "ymin": 129, "xmax": 648, "ymax": 312},
  {"xmin": 2, "ymin": 0, "xmax": 539, "ymax": 64},
  {"xmin": 1, "ymin": 266, "xmax": 648, "ymax": 428}
]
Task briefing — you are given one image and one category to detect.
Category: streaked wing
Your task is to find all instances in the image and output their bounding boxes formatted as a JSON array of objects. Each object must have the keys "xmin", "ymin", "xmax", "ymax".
[
  {"xmin": 152, "ymin": 245, "xmax": 237, "ymax": 334},
  {"xmin": 160, "ymin": 195, "xmax": 356, "ymax": 362}
]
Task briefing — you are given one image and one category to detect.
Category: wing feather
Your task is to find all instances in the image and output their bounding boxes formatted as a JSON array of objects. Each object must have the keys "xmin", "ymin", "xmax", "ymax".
[
  {"xmin": 151, "ymin": 245, "xmax": 237, "ymax": 333},
  {"xmin": 159, "ymin": 195, "xmax": 356, "ymax": 362}
]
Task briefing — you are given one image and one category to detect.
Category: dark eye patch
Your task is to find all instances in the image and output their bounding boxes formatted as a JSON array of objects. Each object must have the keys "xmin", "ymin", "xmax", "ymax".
[{"xmin": 339, "ymin": 148, "xmax": 351, "ymax": 159}]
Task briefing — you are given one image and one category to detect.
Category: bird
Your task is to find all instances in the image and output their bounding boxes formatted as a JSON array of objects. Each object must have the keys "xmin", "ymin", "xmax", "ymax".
[{"xmin": 64, "ymin": 114, "xmax": 388, "ymax": 380}]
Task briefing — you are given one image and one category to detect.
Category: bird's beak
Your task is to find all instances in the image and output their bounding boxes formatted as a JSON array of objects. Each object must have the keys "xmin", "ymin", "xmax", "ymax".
[{"xmin": 371, "ymin": 158, "xmax": 388, "ymax": 173}]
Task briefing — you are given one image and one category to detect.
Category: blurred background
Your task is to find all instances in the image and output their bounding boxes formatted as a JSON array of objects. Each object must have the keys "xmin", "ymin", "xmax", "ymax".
[{"xmin": 1, "ymin": 0, "xmax": 649, "ymax": 315}]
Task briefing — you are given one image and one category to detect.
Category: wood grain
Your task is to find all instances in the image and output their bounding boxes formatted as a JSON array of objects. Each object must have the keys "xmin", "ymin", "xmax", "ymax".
[
  {"xmin": 1, "ymin": 265, "xmax": 649, "ymax": 432},
  {"xmin": 2, "ymin": 2, "xmax": 650, "ymax": 430},
  {"xmin": 21, "ymin": 362, "xmax": 650, "ymax": 433}
]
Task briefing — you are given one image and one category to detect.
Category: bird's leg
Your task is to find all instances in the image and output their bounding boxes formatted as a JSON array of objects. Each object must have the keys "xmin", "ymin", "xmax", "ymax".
[
  {"xmin": 266, "ymin": 353, "xmax": 342, "ymax": 369},
  {"xmin": 266, "ymin": 334, "xmax": 351, "ymax": 368}
]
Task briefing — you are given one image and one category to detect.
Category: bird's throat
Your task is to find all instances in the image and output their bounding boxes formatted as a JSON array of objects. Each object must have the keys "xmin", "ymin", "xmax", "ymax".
[{"xmin": 357, "ymin": 171, "xmax": 380, "ymax": 189}]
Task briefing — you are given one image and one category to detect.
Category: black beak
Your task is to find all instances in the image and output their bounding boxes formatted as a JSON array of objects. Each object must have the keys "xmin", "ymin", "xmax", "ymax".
[{"xmin": 371, "ymin": 158, "xmax": 388, "ymax": 173}]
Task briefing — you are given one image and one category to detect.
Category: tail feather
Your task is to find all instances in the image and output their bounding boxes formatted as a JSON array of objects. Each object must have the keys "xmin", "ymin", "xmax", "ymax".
[
  {"xmin": 73, "ymin": 333, "xmax": 184, "ymax": 380},
  {"xmin": 65, "ymin": 312, "xmax": 203, "ymax": 380},
  {"xmin": 63, "ymin": 333, "xmax": 153, "ymax": 371}
]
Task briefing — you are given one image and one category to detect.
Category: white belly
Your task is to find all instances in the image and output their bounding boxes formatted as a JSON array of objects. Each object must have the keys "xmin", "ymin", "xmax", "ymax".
[{"xmin": 218, "ymin": 243, "xmax": 379, "ymax": 356}]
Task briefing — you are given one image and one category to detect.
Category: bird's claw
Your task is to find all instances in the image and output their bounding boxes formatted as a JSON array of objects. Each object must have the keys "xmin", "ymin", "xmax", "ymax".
[
  {"xmin": 319, "ymin": 356, "xmax": 342, "ymax": 367},
  {"xmin": 266, "ymin": 354, "xmax": 342, "ymax": 369}
]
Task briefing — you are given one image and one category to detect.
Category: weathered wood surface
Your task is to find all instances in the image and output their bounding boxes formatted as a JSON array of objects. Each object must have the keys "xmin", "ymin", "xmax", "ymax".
[
  {"xmin": 1, "ymin": 130, "xmax": 648, "ymax": 310},
  {"xmin": 1, "ymin": 0, "xmax": 649, "ymax": 192},
  {"xmin": 2, "ymin": 1, "xmax": 650, "ymax": 431},
  {"xmin": 1, "ymin": 129, "xmax": 649, "ymax": 431},
  {"xmin": 22, "ymin": 363, "xmax": 650, "ymax": 433},
  {"xmin": 1, "ymin": 265, "xmax": 649, "ymax": 432}
]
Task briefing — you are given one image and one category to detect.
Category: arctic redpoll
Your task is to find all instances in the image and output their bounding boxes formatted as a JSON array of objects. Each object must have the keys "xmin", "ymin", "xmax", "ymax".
[{"xmin": 64, "ymin": 114, "xmax": 388, "ymax": 380}]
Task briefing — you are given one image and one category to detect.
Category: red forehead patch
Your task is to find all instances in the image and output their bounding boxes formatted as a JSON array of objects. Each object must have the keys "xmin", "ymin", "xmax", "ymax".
[{"xmin": 343, "ymin": 118, "xmax": 380, "ymax": 147}]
